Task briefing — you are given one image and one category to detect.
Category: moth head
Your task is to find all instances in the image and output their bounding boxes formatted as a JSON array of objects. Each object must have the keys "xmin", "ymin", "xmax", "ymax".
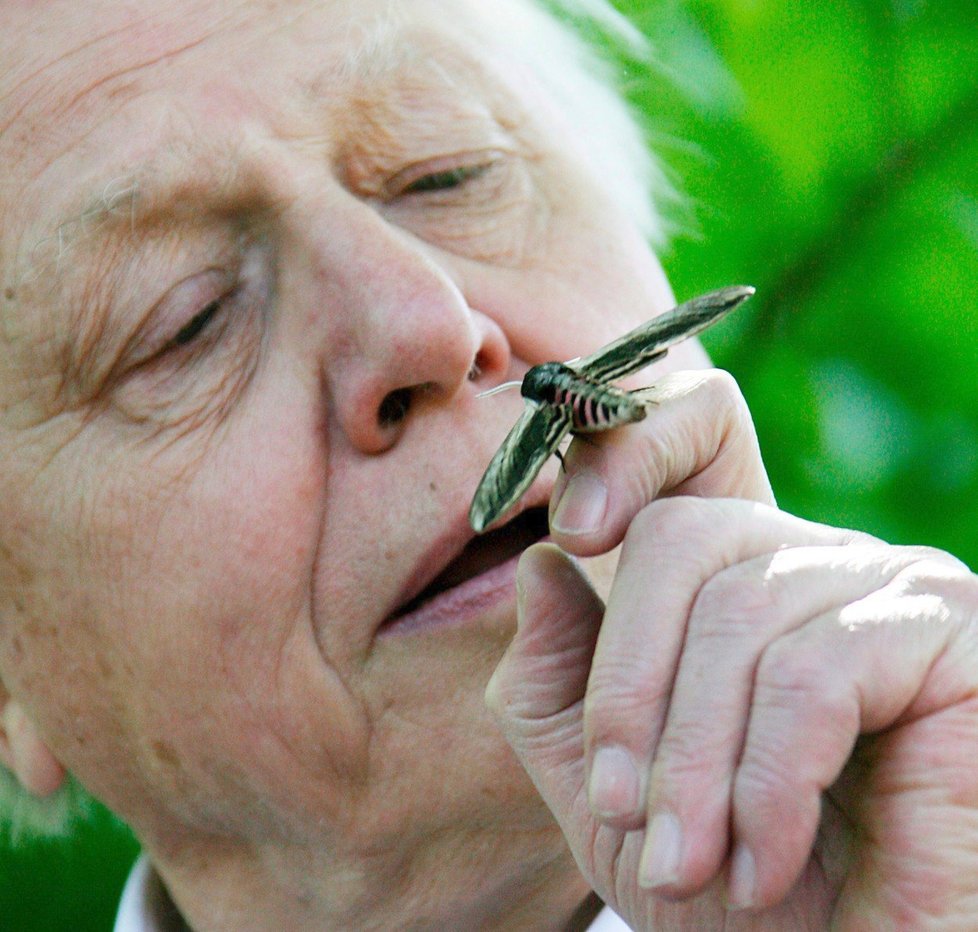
[{"xmin": 520, "ymin": 362, "xmax": 574, "ymax": 404}]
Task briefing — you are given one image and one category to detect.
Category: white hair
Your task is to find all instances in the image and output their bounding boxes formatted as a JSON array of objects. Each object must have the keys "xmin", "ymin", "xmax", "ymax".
[
  {"xmin": 1, "ymin": 0, "xmax": 667, "ymax": 841},
  {"xmin": 487, "ymin": 0, "xmax": 673, "ymax": 245},
  {"xmin": 0, "ymin": 768, "xmax": 105, "ymax": 843}
]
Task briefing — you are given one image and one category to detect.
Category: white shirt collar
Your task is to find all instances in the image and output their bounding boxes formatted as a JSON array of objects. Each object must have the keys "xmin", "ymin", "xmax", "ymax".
[
  {"xmin": 583, "ymin": 902, "xmax": 633, "ymax": 932},
  {"xmin": 115, "ymin": 855, "xmax": 632, "ymax": 931},
  {"xmin": 114, "ymin": 856, "xmax": 182, "ymax": 932}
]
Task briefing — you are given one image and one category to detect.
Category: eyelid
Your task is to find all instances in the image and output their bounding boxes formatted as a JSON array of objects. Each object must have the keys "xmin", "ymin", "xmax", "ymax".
[
  {"xmin": 383, "ymin": 149, "xmax": 504, "ymax": 199},
  {"xmin": 130, "ymin": 267, "xmax": 235, "ymax": 367}
]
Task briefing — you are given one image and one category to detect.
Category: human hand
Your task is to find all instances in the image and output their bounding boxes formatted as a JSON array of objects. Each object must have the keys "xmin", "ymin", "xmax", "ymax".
[{"xmin": 486, "ymin": 371, "xmax": 978, "ymax": 930}]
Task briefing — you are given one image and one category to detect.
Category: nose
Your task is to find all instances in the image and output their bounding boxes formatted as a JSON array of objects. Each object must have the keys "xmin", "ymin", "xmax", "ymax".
[{"xmin": 302, "ymin": 203, "xmax": 510, "ymax": 454}]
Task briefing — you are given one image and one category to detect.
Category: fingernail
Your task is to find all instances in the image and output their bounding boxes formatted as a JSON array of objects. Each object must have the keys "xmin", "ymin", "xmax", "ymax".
[
  {"xmin": 551, "ymin": 473, "xmax": 607, "ymax": 535},
  {"xmin": 726, "ymin": 844, "xmax": 755, "ymax": 910},
  {"xmin": 588, "ymin": 746, "xmax": 640, "ymax": 820},
  {"xmin": 638, "ymin": 812, "xmax": 683, "ymax": 889}
]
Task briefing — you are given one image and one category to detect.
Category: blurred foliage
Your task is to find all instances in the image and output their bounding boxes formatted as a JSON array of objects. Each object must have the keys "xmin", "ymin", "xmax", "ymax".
[
  {"xmin": 614, "ymin": 0, "xmax": 978, "ymax": 560},
  {"xmin": 2, "ymin": 0, "xmax": 976, "ymax": 927},
  {"xmin": 0, "ymin": 804, "xmax": 137, "ymax": 931}
]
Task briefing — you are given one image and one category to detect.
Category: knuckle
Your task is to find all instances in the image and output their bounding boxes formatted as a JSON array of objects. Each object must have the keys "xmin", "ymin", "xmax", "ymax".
[
  {"xmin": 897, "ymin": 549, "xmax": 974, "ymax": 587},
  {"xmin": 584, "ymin": 666, "xmax": 668, "ymax": 745},
  {"xmin": 754, "ymin": 635, "xmax": 859, "ymax": 741},
  {"xmin": 734, "ymin": 739, "xmax": 797, "ymax": 805},
  {"xmin": 653, "ymin": 719, "xmax": 729, "ymax": 784},
  {"xmin": 625, "ymin": 496, "xmax": 725, "ymax": 553},
  {"xmin": 691, "ymin": 563, "xmax": 781, "ymax": 643},
  {"xmin": 695, "ymin": 367, "xmax": 740, "ymax": 399},
  {"xmin": 873, "ymin": 550, "xmax": 978, "ymax": 626},
  {"xmin": 700, "ymin": 368, "xmax": 749, "ymax": 420},
  {"xmin": 625, "ymin": 497, "xmax": 687, "ymax": 543},
  {"xmin": 483, "ymin": 670, "xmax": 525, "ymax": 724},
  {"xmin": 733, "ymin": 744, "xmax": 820, "ymax": 847},
  {"xmin": 754, "ymin": 637, "xmax": 828, "ymax": 707}
]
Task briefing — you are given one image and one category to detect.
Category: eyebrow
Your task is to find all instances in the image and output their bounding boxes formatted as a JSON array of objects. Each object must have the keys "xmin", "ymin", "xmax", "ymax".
[
  {"xmin": 17, "ymin": 174, "xmax": 142, "ymax": 291},
  {"xmin": 19, "ymin": 143, "xmax": 249, "ymax": 291},
  {"xmin": 17, "ymin": 11, "xmax": 486, "ymax": 287},
  {"xmin": 12, "ymin": 153, "xmax": 245, "ymax": 390}
]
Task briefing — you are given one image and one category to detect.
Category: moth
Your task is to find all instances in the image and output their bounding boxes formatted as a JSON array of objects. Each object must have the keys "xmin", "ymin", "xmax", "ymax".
[{"xmin": 468, "ymin": 285, "xmax": 755, "ymax": 533}]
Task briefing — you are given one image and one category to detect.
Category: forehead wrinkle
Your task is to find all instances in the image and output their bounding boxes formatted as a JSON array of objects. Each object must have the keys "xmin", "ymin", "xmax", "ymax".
[
  {"xmin": 0, "ymin": 19, "xmax": 134, "ymax": 139},
  {"xmin": 53, "ymin": 33, "xmax": 214, "ymax": 131},
  {"xmin": 0, "ymin": 9, "xmax": 231, "ymax": 144},
  {"xmin": 328, "ymin": 15, "xmax": 524, "ymax": 176},
  {"xmin": 1, "ymin": 15, "xmax": 257, "ymax": 289}
]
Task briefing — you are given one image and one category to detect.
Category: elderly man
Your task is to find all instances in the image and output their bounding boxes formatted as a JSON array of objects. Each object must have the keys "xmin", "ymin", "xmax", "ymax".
[{"xmin": 1, "ymin": 1, "xmax": 975, "ymax": 929}]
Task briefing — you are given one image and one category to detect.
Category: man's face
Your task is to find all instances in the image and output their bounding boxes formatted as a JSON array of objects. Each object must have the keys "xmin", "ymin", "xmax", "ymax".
[{"xmin": 0, "ymin": 0, "xmax": 698, "ymax": 884}]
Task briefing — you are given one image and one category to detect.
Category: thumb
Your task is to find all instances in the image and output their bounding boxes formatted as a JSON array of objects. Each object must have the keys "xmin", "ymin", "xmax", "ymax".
[{"xmin": 485, "ymin": 543, "xmax": 603, "ymax": 818}]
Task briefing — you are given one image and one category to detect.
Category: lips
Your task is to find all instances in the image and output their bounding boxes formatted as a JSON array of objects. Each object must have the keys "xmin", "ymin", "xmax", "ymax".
[{"xmin": 388, "ymin": 507, "xmax": 550, "ymax": 625}]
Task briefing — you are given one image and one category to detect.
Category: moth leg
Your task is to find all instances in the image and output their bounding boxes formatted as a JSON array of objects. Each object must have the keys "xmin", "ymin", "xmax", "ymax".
[
  {"xmin": 629, "ymin": 386, "xmax": 660, "ymax": 411},
  {"xmin": 555, "ymin": 434, "xmax": 579, "ymax": 471}
]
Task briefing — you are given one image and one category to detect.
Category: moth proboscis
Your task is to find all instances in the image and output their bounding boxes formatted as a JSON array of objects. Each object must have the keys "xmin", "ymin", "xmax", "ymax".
[{"xmin": 468, "ymin": 285, "xmax": 755, "ymax": 533}]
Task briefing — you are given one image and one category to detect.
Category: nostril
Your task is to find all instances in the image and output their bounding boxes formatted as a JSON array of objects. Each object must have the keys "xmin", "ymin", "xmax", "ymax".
[
  {"xmin": 378, "ymin": 388, "xmax": 412, "ymax": 427},
  {"xmin": 469, "ymin": 348, "xmax": 491, "ymax": 382}
]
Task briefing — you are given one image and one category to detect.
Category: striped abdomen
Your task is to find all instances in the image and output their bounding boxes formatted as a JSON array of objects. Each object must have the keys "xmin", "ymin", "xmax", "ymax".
[{"xmin": 520, "ymin": 362, "xmax": 647, "ymax": 433}]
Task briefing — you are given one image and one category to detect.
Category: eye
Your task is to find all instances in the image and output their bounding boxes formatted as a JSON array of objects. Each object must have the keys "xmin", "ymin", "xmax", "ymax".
[
  {"xmin": 144, "ymin": 266, "xmax": 240, "ymax": 363},
  {"xmin": 103, "ymin": 240, "xmax": 273, "ymax": 429},
  {"xmin": 169, "ymin": 299, "xmax": 223, "ymax": 348},
  {"xmin": 378, "ymin": 149, "xmax": 536, "ymax": 264},
  {"xmin": 384, "ymin": 151, "xmax": 502, "ymax": 199},
  {"xmin": 401, "ymin": 163, "xmax": 492, "ymax": 194}
]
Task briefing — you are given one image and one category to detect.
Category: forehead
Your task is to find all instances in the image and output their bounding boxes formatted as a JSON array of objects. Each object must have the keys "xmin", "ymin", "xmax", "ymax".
[
  {"xmin": 0, "ymin": 0, "xmax": 484, "ymax": 138},
  {"xmin": 0, "ymin": 0, "xmax": 528, "ymax": 294}
]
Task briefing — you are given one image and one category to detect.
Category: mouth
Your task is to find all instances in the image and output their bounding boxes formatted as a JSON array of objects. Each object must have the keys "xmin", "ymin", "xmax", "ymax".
[{"xmin": 382, "ymin": 506, "xmax": 550, "ymax": 635}]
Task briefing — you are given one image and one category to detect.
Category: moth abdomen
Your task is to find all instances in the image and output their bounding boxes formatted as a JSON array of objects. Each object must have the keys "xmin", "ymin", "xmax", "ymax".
[{"xmin": 521, "ymin": 362, "xmax": 646, "ymax": 433}]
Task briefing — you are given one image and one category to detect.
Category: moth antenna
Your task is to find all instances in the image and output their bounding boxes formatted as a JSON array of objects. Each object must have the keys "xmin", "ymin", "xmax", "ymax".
[{"xmin": 477, "ymin": 380, "xmax": 523, "ymax": 399}]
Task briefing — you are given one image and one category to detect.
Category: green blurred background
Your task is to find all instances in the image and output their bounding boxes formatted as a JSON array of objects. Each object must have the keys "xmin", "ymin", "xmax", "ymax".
[{"xmin": 2, "ymin": 0, "xmax": 976, "ymax": 927}]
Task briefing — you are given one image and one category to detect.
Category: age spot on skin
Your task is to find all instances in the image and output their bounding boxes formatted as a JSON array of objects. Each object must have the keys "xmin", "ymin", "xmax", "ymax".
[
  {"xmin": 0, "ymin": 540, "xmax": 35, "ymax": 588},
  {"xmin": 152, "ymin": 739, "xmax": 182, "ymax": 771},
  {"xmin": 3, "ymin": 288, "xmax": 15, "ymax": 301}
]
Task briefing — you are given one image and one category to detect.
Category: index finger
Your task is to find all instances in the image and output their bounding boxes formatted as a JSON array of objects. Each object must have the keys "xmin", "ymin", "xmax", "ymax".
[{"xmin": 549, "ymin": 369, "xmax": 776, "ymax": 556}]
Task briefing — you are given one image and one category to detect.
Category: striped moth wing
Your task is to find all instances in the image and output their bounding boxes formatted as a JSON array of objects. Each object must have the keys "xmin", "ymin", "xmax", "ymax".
[
  {"xmin": 468, "ymin": 285, "xmax": 755, "ymax": 533},
  {"xmin": 468, "ymin": 405, "xmax": 573, "ymax": 534}
]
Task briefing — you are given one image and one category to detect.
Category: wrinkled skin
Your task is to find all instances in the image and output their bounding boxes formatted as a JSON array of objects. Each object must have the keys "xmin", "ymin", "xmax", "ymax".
[
  {"xmin": 1, "ymin": 1, "xmax": 976, "ymax": 930},
  {"xmin": 489, "ymin": 371, "xmax": 978, "ymax": 929}
]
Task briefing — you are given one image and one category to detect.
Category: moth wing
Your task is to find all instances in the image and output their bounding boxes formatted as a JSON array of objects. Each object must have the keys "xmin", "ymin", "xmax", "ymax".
[
  {"xmin": 469, "ymin": 405, "xmax": 572, "ymax": 533},
  {"xmin": 573, "ymin": 285, "xmax": 755, "ymax": 383}
]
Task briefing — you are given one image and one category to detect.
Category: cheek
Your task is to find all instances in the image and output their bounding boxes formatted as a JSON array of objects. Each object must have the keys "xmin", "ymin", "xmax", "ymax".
[
  {"xmin": 2, "ymin": 388, "xmax": 378, "ymax": 831},
  {"xmin": 458, "ymin": 201, "xmax": 674, "ymax": 372},
  {"xmin": 0, "ymin": 474, "xmax": 121, "ymax": 769}
]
